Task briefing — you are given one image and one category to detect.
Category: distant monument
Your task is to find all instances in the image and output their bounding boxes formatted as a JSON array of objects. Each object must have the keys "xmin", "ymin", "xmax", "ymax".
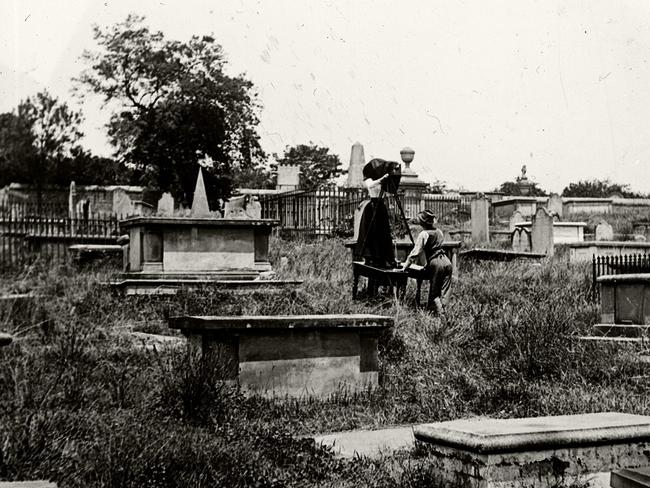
[
  {"xmin": 345, "ymin": 142, "xmax": 366, "ymax": 188},
  {"xmin": 516, "ymin": 165, "xmax": 533, "ymax": 196}
]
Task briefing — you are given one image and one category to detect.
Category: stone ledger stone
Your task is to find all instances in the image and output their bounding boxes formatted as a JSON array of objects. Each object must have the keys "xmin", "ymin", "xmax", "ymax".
[
  {"xmin": 169, "ymin": 314, "xmax": 393, "ymax": 398},
  {"xmin": 414, "ymin": 412, "xmax": 650, "ymax": 488}
]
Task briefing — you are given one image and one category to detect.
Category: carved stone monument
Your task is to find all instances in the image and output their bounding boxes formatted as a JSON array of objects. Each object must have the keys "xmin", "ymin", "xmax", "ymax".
[
  {"xmin": 112, "ymin": 168, "xmax": 292, "ymax": 295},
  {"xmin": 345, "ymin": 142, "xmax": 366, "ymax": 188}
]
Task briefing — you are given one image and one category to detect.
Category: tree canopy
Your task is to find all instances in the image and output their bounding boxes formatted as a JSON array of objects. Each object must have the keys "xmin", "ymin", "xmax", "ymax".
[
  {"xmin": 495, "ymin": 180, "xmax": 547, "ymax": 197},
  {"xmin": 76, "ymin": 14, "xmax": 265, "ymax": 207},
  {"xmin": 274, "ymin": 143, "xmax": 342, "ymax": 190},
  {"xmin": 561, "ymin": 179, "xmax": 643, "ymax": 198},
  {"xmin": 0, "ymin": 91, "xmax": 132, "ymax": 194}
]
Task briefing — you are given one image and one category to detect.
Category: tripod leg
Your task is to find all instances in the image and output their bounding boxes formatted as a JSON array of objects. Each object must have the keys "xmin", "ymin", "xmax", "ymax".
[{"xmin": 393, "ymin": 192, "xmax": 415, "ymax": 244}]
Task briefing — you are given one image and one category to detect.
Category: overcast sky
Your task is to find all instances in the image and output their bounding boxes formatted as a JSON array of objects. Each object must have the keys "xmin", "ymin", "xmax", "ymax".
[{"xmin": 2, "ymin": 0, "xmax": 650, "ymax": 193}]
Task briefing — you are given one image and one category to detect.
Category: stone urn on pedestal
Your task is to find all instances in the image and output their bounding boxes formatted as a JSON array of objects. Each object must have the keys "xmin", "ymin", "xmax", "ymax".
[{"xmin": 516, "ymin": 165, "xmax": 533, "ymax": 196}]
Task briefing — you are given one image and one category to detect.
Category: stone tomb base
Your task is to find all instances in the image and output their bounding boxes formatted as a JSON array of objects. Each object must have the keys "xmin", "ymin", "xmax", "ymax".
[
  {"xmin": 414, "ymin": 413, "xmax": 650, "ymax": 488},
  {"xmin": 169, "ymin": 314, "xmax": 393, "ymax": 398}
]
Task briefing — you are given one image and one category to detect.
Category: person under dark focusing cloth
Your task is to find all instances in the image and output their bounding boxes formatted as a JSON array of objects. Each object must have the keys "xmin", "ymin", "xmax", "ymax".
[
  {"xmin": 402, "ymin": 210, "xmax": 452, "ymax": 315},
  {"xmin": 355, "ymin": 158, "xmax": 397, "ymax": 269}
]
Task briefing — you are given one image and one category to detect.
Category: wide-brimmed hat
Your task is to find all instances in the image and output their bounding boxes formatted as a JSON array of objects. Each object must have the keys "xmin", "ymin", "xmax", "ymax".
[{"xmin": 417, "ymin": 210, "xmax": 437, "ymax": 226}]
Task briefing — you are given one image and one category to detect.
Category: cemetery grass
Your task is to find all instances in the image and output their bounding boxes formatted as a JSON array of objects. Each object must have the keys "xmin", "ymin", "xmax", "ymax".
[{"xmin": 1, "ymin": 240, "xmax": 649, "ymax": 487}]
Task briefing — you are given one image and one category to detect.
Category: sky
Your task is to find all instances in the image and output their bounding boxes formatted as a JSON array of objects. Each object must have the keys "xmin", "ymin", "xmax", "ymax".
[{"xmin": 2, "ymin": 0, "xmax": 650, "ymax": 193}]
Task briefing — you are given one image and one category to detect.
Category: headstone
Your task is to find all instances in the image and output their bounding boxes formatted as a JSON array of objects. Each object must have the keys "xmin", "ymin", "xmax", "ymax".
[
  {"xmin": 509, "ymin": 210, "xmax": 525, "ymax": 231},
  {"xmin": 595, "ymin": 220, "xmax": 614, "ymax": 241},
  {"xmin": 224, "ymin": 195, "xmax": 261, "ymax": 219},
  {"xmin": 157, "ymin": 192, "xmax": 174, "ymax": 216},
  {"xmin": 346, "ymin": 142, "xmax": 366, "ymax": 188},
  {"xmin": 112, "ymin": 188, "xmax": 134, "ymax": 217},
  {"xmin": 190, "ymin": 168, "xmax": 211, "ymax": 217},
  {"xmin": 511, "ymin": 227, "xmax": 531, "ymax": 252},
  {"xmin": 470, "ymin": 193, "xmax": 490, "ymax": 243},
  {"xmin": 547, "ymin": 193, "xmax": 563, "ymax": 218},
  {"xmin": 276, "ymin": 164, "xmax": 301, "ymax": 191},
  {"xmin": 68, "ymin": 181, "xmax": 76, "ymax": 218},
  {"xmin": 531, "ymin": 207, "xmax": 554, "ymax": 255}
]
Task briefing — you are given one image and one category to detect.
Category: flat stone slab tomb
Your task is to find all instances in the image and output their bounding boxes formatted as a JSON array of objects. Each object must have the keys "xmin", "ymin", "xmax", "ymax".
[
  {"xmin": 169, "ymin": 314, "xmax": 393, "ymax": 398},
  {"xmin": 413, "ymin": 412, "xmax": 650, "ymax": 488}
]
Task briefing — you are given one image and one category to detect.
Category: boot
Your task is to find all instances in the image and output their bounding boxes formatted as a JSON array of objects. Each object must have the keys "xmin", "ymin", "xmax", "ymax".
[{"xmin": 433, "ymin": 297, "xmax": 445, "ymax": 317}]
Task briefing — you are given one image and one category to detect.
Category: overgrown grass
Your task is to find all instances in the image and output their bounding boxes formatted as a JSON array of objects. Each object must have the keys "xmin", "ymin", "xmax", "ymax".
[{"xmin": 0, "ymin": 238, "xmax": 648, "ymax": 486}]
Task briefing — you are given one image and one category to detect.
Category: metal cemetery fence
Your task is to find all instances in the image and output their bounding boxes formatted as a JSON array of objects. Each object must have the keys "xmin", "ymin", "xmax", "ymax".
[
  {"xmin": 259, "ymin": 188, "xmax": 472, "ymax": 239},
  {"xmin": 0, "ymin": 205, "xmax": 121, "ymax": 270},
  {"xmin": 591, "ymin": 254, "xmax": 650, "ymax": 299}
]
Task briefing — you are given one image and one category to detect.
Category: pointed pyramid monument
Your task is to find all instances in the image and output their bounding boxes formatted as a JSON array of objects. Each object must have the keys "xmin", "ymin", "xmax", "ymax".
[
  {"xmin": 190, "ymin": 167, "xmax": 211, "ymax": 217},
  {"xmin": 345, "ymin": 142, "xmax": 365, "ymax": 188}
]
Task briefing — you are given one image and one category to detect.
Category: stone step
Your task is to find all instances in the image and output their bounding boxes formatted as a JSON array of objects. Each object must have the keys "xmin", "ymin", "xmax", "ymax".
[
  {"xmin": 611, "ymin": 466, "xmax": 650, "ymax": 488},
  {"xmin": 594, "ymin": 323, "xmax": 650, "ymax": 338},
  {"xmin": 311, "ymin": 426, "xmax": 416, "ymax": 459}
]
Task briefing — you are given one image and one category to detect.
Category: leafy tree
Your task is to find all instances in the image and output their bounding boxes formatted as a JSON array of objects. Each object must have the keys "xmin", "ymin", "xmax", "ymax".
[
  {"xmin": 561, "ymin": 179, "xmax": 642, "ymax": 198},
  {"xmin": 496, "ymin": 180, "xmax": 547, "ymax": 197},
  {"xmin": 426, "ymin": 179, "xmax": 447, "ymax": 194},
  {"xmin": 0, "ymin": 112, "xmax": 36, "ymax": 187},
  {"xmin": 0, "ymin": 91, "xmax": 85, "ymax": 207},
  {"xmin": 274, "ymin": 143, "xmax": 342, "ymax": 190},
  {"xmin": 76, "ymin": 14, "xmax": 265, "ymax": 208}
]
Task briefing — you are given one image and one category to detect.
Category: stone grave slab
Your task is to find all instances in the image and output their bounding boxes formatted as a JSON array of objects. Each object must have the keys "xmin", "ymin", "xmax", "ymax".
[
  {"xmin": 169, "ymin": 314, "xmax": 393, "ymax": 398},
  {"xmin": 414, "ymin": 412, "xmax": 650, "ymax": 488},
  {"xmin": 313, "ymin": 426, "xmax": 415, "ymax": 459}
]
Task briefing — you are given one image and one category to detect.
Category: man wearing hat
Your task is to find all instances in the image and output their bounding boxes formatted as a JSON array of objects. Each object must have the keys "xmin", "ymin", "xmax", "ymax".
[{"xmin": 402, "ymin": 210, "xmax": 453, "ymax": 316}]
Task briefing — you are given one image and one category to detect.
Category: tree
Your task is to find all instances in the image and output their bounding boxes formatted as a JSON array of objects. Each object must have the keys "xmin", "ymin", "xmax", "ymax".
[
  {"xmin": 0, "ymin": 112, "xmax": 36, "ymax": 187},
  {"xmin": 274, "ymin": 143, "xmax": 342, "ymax": 190},
  {"xmin": 561, "ymin": 179, "xmax": 642, "ymax": 198},
  {"xmin": 495, "ymin": 181, "xmax": 547, "ymax": 197},
  {"xmin": 0, "ymin": 91, "xmax": 85, "ymax": 207},
  {"xmin": 76, "ymin": 14, "xmax": 265, "ymax": 208}
]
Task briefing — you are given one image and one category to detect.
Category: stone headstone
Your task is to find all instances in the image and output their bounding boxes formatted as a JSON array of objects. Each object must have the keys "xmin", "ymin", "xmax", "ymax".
[
  {"xmin": 547, "ymin": 193, "xmax": 563, "ymax": 218},
  {"xmin": 511, "ymin": 227, "xmax": 531, "ymax": 252},
  {"xmin": 190, "ymin": 168, "xmax": 211, "ymax": 217},
  {"xmin": 224, "ymin": 195, "xmax": 262, "ymax": 219},
  {"xmin": 595, "ymin": 220, "xmax": 614, "ymax": 241},
  {"xmin": 346, "ymin": 142, "xmax": 366, "ymax": 188},
  {"xmin": 112, "ymin": 188, "xmax": 134, "ymax": 217},
  {"xmin": 531, "ymin": 207, "xmax": 554, "ymax": 255},
  {"xmin": 68, "ymin": 180, "xmax": 76, "ymax": 218},
  {"xmin": 276, "ymin": 164, "xmax": 301, "ymax": 191},
  {"xmin": 157, "ymin": 192, "xmax": 174, "ymax": 216},
  {"xmin": 470, "ymin": 193, "xmax": 490, "ymax": 243},
  {"xmin": 509, "ymin": 210, "xmax": 525, "ymax": 231}
]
